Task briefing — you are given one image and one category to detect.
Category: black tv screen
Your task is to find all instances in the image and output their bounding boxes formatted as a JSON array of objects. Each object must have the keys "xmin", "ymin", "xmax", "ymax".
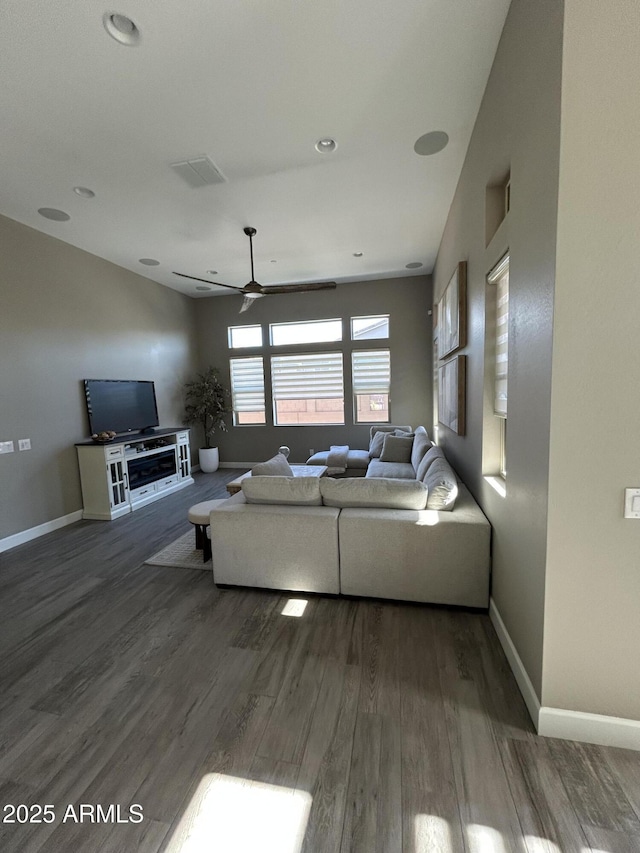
[{"xmin": 84, "ymin": 379, "xmax": 159, "ymax": 435}]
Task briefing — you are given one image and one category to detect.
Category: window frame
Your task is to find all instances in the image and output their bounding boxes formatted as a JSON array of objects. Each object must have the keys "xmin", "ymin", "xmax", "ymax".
[
  {"xmin": 270, "ymin": 350, "xmax": 345, "ymax": 427},
  {"xmin": 487, "ymin": 252, "xmax": 509, "ymax": 480},
  {"xmin": 229, "ymin": 355, "xmax": 267, "ymax": 426},
  {"xmin": 351, "ymin": 348, "xmax": 391, "ymax": 424}
]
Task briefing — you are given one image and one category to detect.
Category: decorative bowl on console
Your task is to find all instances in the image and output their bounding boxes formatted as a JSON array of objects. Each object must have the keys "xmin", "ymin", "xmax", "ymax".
[{"xmin": 91, "ymin": 430, "xmax": 117, "ymax": 443}]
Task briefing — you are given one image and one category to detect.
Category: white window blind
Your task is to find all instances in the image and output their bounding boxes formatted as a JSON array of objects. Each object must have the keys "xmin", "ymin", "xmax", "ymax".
[
  {"xmin": 488, "ymin": 254, "xmax": 509, "ymax": 417},
  {"xmin": 229, "ymin": 357, "xmax": 265, "ymax": 421},
  {"xmin": 352, "ymin": 350, "xmax": 390, "ymax": 395},
  {"xmin": 271, "ymin": 353, "xmax": 344, "ymax": 400}
]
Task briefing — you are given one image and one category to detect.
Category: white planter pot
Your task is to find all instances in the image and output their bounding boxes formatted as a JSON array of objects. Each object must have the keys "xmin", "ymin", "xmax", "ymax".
[{"xmin": 199, "ymin": 447, "xmax": 220, "ymax": 473}]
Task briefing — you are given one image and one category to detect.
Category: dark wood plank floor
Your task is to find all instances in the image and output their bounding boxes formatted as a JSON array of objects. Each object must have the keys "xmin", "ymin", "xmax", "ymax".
[{"xmin": 1, "ymin": 470, "xmax": 639, "ymax": 852}]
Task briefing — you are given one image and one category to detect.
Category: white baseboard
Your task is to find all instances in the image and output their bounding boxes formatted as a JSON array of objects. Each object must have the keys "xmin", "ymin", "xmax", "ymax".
[
  {"xmin": 489, "ymin": 598, "xmax": 541, "ymax": 728},
  {"xmin": 538, "ymin": 707, "xmax": 640, "ymax": 751},
  {"xmin": 490, "ymin": 598, "xmax": 640, "ymax": 751},
  {"xmin": 0, "ymin": 510, "xmax": 83, "ymax": 553}
]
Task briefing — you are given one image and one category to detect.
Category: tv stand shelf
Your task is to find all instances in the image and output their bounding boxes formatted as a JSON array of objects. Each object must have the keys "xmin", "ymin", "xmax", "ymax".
[{"xmin": 75, "ymin": 428, "xmax": 193, "ymax": 520}]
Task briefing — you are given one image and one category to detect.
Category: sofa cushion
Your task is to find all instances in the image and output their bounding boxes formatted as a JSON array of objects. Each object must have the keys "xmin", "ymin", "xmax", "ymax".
[
  {"xmin": 242, "ymin": 475, "xmax": 323, "ymax": 506},
  {"xmin": 347, "ymin": 449, "xmax": 371, "ymax": 470},
  {"xmin": 416, "ymin": 445, "xmax": 446, "ymax": 482},
  {"xmin": 380, "ymin": 434, "xmax": 414, "ymax": 463},
  {"xmin": 320, "ymin": 477, "xmax": 428, "ymax": 510},
  {"xmin": 423, "ymin": 457, "xmax": 458, "ymax": 511},
  {"xmin": 410, "ymin": 426, "xmax": 431, "ymax": 472},
  {"xmin": 251, "ymin": 453, "xmax": 293, "ymax": 477},
  {"xmin": 366, "ymin": 459, "xmax": 415, "ymax": 479}
]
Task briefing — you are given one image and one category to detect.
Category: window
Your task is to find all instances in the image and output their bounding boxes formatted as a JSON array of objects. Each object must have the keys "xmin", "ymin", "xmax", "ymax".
[
  {"xmin": 351, "ymin": 315, "xmax": 389, "ymax": 340},
  {"xmin": 271, "ymin": 353, "xmax": 344, "ymax": 425},
  {"xmin": 229, "ymin": 357, "xmax": 266, "ymax": 425},
  {"xmin": 228, "ymin": 325, "xmax": 263, "ymax": 349},
  {"xmin": 270, "ymin": 319, "xmax": 342, "ymax": 347},
  {"xmin": 487, "ymin": 252, "xmax": 509, "ymax": 476},
  {"xmin": 352, "ymin": 350, "xmax": 390, "ymax": 423}
]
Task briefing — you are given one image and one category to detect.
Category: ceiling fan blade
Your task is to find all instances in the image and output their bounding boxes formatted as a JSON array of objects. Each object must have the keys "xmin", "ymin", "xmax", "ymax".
[
  {"xmin": 172, "ymin": 272, "xmax": 244, "ymax": 292},
  {"xmin": 261, "ymin": 281, "xmax": 337, "ymax": 294},
  {"xmin": 239, "ymin": 295, "xmax": 257, "ymax": 313}
]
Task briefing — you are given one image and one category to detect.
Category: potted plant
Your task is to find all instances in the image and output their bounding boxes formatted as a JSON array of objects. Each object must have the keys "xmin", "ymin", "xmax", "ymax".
[{"xmin": 183, "ymin": 367, "xmax": 231, "ymax": 473}]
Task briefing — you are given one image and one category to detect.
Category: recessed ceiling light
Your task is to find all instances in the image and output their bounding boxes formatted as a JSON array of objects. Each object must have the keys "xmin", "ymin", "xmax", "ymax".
[
  {"xmin": 139, "ymin": 258, "xmax": 159, "ymax": 266},
  {"xmin": 315, "ymin": 138, "xmax": 337, "ymax": 154},
  {"xmin": 73, "ymin": 186, "xmax": 95, "ymax": 198},
  {"xmin": 353, "ymin": 252, "xmax": 363, "ymax": 258},
  {"xmin": 414, "ymin": 131, "xmax": 449, "ymax": 156},
  {"xmin": 206, "ymin": 270, "xmax": 218, "ymax": 276},
  {"xmin": 406, "ymin": 262, "xmax": 423, "ymax": 269},
  {"xmin": 196, "ymin": 285, "xmax": 212, "ymax": 292},
  {"xmin": 38, "ymin": 207, "xmax": 70, "ymax": 221},
  {"xmin": 103, "ymin": 12, "xmax": 141, "ymax": 46}
]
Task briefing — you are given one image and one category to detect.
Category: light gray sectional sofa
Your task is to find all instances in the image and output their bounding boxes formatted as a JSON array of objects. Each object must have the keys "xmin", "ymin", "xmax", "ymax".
[{"xmin": 209, "ymin": 425, "xmax": 491, "ymax": 608}]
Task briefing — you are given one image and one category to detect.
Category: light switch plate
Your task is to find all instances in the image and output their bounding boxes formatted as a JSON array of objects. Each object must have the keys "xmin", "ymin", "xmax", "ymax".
[
  {"xmin": 624, "ymin": 488, "xmax": 640, "ymax": 519},
  {"xmin": 0, "ymin": 441, "xmax": 15, "ymax": 454},
  {"xmin": 18, "ymin": 438, "xmax": 31, "ymax": 451}
]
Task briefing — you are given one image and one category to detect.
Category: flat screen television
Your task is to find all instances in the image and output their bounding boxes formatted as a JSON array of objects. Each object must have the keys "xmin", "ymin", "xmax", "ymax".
[{"xmin": 84, "ymin": 379, "xmax": 160, "ymax": 436}]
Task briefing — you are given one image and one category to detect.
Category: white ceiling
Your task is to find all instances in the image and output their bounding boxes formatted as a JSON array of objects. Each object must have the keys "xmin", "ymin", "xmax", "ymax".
[{"xmin": 0, "ymin": 0, "xmax": 510, "ymax": 299}]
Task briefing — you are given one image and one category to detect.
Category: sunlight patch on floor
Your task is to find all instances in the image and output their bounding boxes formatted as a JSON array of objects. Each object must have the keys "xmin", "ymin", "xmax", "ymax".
[
  {"xmin": 164, "ymin": 773, "xmax": 312, "ymax": 853},
  {"xmin": 281, "ymin": 598, "xmax": 308, "ymax": 617},
  {"xmin": 467, "ymin": 824, "xmax": 508, "ymax": 853},
  {"xmin": 525, "ymin": 836, "xmax": 562, "ymax": 852},
  {"xmin": 414, "ymin": 815, "xmax": 453, "ymax": 851}
]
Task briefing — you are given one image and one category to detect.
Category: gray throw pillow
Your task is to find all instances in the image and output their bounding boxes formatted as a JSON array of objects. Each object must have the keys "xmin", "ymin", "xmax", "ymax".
[
  {"xmin": 251, "ymin": 452, "xmax": 293, "ymax": 476},
  {"xmin": 368, "ymin": 430, "xmax": 387, "ymax": 458},
  {"xmin": 380, "ymin": 434, "xmax": 414, "ymax": 463}
]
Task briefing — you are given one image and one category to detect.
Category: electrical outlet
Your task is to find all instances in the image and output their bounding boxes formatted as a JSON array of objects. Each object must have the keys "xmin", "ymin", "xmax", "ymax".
[
  {"xmin": 624, "ymin": 488, "xmax": 640, "ymax": 519},
  {"xmin": 309, "ymin": 448, "xmax": 315, "ymax": 456},
  {"xmin": 18, "ymin": 438, "xmax": 31, "ymax": 451},
  {"xmin": 0, "ymin": 441, "xmax": 15, "ymax": 454}
]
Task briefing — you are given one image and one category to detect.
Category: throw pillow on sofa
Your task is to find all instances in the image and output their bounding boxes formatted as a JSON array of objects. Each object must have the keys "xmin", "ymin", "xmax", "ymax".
[
  {"xmin": 251, "ymin": 452, "xmax": 293, "ymax": 476},
  {"xmin": 243, "ymin": 476, "xmax": 322, "ymax": 505},
  {"xmin": 423, "ymin": 457, "xmax": 458, "ymax": 511},
  {"xmin": 379, "ymin": 433, "xmax": 414, "ymax": 464}
]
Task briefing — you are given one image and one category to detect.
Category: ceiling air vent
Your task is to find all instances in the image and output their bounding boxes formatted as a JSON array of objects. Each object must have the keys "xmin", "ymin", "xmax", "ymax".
[{"xmin": 170, "ymin": 156, "xmax": 226, "ymax": 188}]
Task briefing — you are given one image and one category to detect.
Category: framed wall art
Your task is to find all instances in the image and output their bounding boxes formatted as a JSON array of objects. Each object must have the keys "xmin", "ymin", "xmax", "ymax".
[
  {"xmin": 437, "ymin": 261, "xmax": 467, "ymax": 360},
  {"xmin": 438, "ymin": 355, "xmax": 466, "ymax": 435}
]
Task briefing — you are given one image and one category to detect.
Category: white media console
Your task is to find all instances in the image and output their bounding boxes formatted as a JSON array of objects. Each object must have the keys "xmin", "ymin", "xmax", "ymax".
[{"xmin": 75, "ymin": 428, "xmax": 193, "ymax": 520}]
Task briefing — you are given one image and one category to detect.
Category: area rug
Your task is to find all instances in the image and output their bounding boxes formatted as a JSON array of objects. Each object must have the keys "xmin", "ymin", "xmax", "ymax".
[{"xmin": 145, "ymin": 530, "xmax": 211, "ymax": 570}]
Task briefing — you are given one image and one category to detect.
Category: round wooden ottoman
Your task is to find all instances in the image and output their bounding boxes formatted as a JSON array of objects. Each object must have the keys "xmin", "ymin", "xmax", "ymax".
[{"xmin": 187, "ymin": 499, "xmax": 226, "ymax": 562}]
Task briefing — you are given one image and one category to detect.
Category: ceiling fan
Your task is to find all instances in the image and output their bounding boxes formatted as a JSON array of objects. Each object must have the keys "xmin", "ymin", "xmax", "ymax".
[{"xmin": 173, "ymin": 226, "xmax": 337, "ymax": 313}]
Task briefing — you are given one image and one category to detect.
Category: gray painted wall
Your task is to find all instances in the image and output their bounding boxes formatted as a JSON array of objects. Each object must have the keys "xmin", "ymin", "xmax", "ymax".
[
  {"xmin": 544, "ymin": 0, "xmax": 640, "ymax": 720},
  {"xmin": 0, "ymin": 215, "xmax": 199, "ymax": 539},
  {"xmin": 194, "ymin": 276, "xmax": 433, "ymax": 465},
  {"xmin": 433, "ymin": 0, "xmax": 563, "ymax": 697}
]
